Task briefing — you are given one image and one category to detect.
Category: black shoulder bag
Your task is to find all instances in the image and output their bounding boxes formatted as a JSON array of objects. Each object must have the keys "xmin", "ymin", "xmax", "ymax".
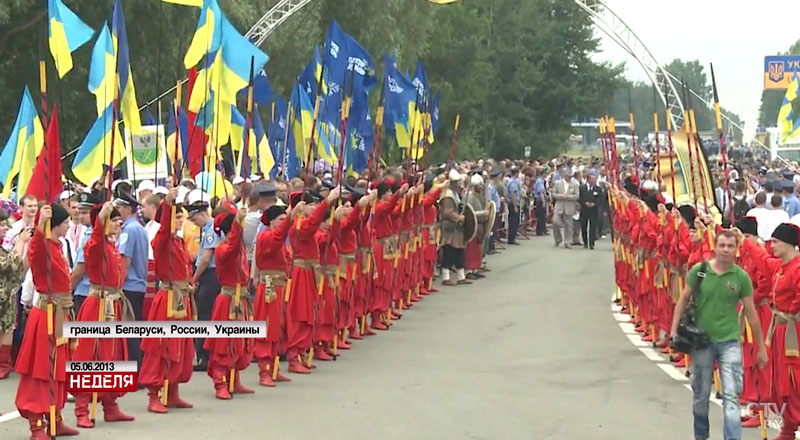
[{"xmin": 670, "ymin": 261, "xmax": 712, "ymax": 354}]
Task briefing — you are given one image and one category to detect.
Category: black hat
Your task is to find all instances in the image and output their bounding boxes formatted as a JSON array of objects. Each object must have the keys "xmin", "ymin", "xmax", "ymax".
[
  {"xmin": 735, "ymin": 216, "xmax": 758, "ymax": 237},
  {"xmin": 489, "ymin": 169, "xmax": 503, "ymax": 178},
  {"xmin": 186, "ymin": 203, "xmax": 208, "ymax": 217},
  {"xmin": 349, "ymin": 187, "xmax": 367, "ymax": 204},
  {"xmin": 289, "ymin": 190, "xmax": 323, "ymax": 207},
  {"xmin": 782, "ymin": 169, "xmax": 794, "ymax": 180},
  {"xmin": 77, "ymin": 192, "xmax": 98, "ymax": 209},
  {"xmin": 782, "ymin": 179, "xmax": 796, "ymax": 191},
  {"xmin": 677, "ymin": 205, "xmax": 696, "ymax": 227},
  {"xmin": 261, "ymin": 205, "xmax": 287, "ymax": 226},
  {"xmin": 772, "ymin": 223, "xmax": 800, "ymax": 247},
  {"xmin": 51, "ymin": 203, "xmax": 70, "ymax": 227},
  {"xmin": 113, "ymin": 190, "xmax": 139, "ymax": 208},
  {"xmin": 255, "ymin": 182, "xmax": 277, "ymax": 197},
  {"xmin": 320, "ymin": 179, "xmax": 336, "ymax": 190}
]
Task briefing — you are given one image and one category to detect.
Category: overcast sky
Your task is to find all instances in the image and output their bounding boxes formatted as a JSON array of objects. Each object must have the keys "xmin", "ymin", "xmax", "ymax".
[{"xmin": 589, "ymin": 0, "xmax": 799, "ymax": 139}]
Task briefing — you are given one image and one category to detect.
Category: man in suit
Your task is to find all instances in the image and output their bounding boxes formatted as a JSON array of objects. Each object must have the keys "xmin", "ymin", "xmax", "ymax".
[
  {"xmin": 551, "ymin": 167, "xmax": 580, "ymax": 248},
  {"xmin": 579, "ymin": 172, "xmax": 601, "ymax": 249}
]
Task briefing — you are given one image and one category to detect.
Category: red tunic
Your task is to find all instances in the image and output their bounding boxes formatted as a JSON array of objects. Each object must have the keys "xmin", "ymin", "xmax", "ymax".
[
  {"xmin": 15, "ymin": 228, "xmax": 71, "ymax": 417},
  {"xmin": 254, "ymin": 214, "xmax": 292, "ymax": 357},
  {"xmin": 152, "ymin": 201, "xmax": 192, "ymax": 283},
  {"xmin": 84, "ymin": 216, "xmax": 125, "ymax": 288},
  {"xmin": 373, "ymin": 192, "xmax": 400, "ymax": 239},
  {"xmin": 316, "ymin": 225, "xmax": 339, "ymax": 341},
  {"xmin": 140, "ymin": 203, "xmax": 195, "ymax": 388},
  {"xmin": 204, "ymin": 220, "xmax": 252, "ymax": 372}
]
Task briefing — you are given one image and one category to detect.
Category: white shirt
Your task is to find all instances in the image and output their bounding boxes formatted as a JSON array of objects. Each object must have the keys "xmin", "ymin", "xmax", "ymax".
[
  {"xmin": 145, "ymin": 220, "xmax": 161, "ymax": 261},
  {"xmin": 791, "ymin": 213, "xmax": 800, "ymax": 229},
  {"xmin": 751, "ymin": 206, "xmax": 788, "ymax": 241}
]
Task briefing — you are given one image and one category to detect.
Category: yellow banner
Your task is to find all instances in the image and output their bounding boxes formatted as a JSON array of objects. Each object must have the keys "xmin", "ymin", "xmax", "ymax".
[{"xmin": 656, "ymin": 129, "xmax": 720, "ymax": 221}]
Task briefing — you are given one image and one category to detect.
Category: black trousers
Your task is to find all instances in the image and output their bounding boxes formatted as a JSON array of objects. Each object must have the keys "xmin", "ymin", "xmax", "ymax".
[
  {"xmin": 441, "ymin": 245, "xmax": 465, "ymax": 270},
  {"xmin": 123, "ymin": 290, "xmax": 145, "ymax": 368},
  {"xmin": 508, "ymin": 206, "xmax": 520, "ymax": 243},
  {"xmin": 580, "ymin": 208, "xmax": 599, "ymax": 248},
  {"xmin": 73, "ymin": 294, "xmax": 87, "ymax": 316},
  {"xmin": 534, "ymin": 199, "xmax": 547, "ymax": 235},
  {"xmin": 194, "ymin": 268, "xmax": 220, "ymax": 365}
]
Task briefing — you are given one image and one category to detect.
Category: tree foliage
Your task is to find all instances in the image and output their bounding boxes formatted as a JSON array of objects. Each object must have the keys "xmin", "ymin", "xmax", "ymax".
[
  {"xmin": 0, "ymin": 0, "xmax": 624, "ymax": 171},
  {"xmin": 607, "ymin": 58, "xmax": 743, "ymax": 142}
]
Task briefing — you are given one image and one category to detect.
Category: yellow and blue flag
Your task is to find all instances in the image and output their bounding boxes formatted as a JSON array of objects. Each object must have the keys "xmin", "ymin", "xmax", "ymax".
[
  {"xmin": 47, "ymin": 0, "xmax": 94, "ymax": 78},
  {"xmin": 72, "ymin": 104, "xmax": 125, "ymax": 185},
  {"xmin": 252, "ymin": 106, "xmax": 275, "ymax": 177},
  {"xmin": 0, "ymin": 87, "xmax": 45, "ymax": 198},
  {"xmin": 185, "ymin": 0, "xmax": 268, "ymax": 106},
  {"xmin": 778, "ymin": 71, "xmax": 800, "ymax": 144},
  {"xmin": 112, "ymin": 0, "xmax": 142, "ymax": 134},
  {"xmin": 230, "ymin": 105, "xmax": 246, "ymax": 153},
  {"xmin": 88, "ymin": 23, "xmax": 116, "ymax": 117}
]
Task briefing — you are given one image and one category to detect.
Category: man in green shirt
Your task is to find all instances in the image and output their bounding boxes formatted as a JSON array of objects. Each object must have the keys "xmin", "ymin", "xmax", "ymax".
[{"xmin": 670, "ymin": 229, "xmax": 768, "ymax": 440}]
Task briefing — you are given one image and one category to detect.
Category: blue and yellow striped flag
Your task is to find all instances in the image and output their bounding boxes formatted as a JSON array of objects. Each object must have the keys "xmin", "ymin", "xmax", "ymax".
[
  {"xmin": 88, "ymin": 23, "xmax": 116, "ymax": 117},
  {"xmin": 778, "ymin": 72, "xmax": 800, "ymax": 145},
  {"xmin": 72, "ymin": 104, "xmax": 126, "ymax": 185},
  {"xmin": 112, "ymin": 0, "xmax": 142, "ymax": 134},
  {"xmin": 47, "ymin": 0, "xmax": 94, "ymax": 78},
  {"xmin": 0, "ymin": 87, "xmax": 45, "ymax": 198}
]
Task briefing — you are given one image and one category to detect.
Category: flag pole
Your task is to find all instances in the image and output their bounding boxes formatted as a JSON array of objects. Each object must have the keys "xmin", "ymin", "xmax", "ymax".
[
  {"xmin": 681, "ymin": 81, "xmax": 699, "ymax": 212},
  {"xmin": 628, "ymin": 87, "xmax": 638, "ymax": 172},
  {"xmin": 710, "ymin": 63, "xmax": 733, "ymax": 225},
  {"xmin": 661, "ymin": 78, "xmax": 677, "ymax": 203},
  {"xmin": 446, "ymin": 114, "xmax": 461, "ymax": 174},
  {"xmin": 652, "ymin": 86, "xmax": 662, "ymax": 187},
  {"xmin": 38, "ymin": 15, "xmax": 58, "ymax": 435}
]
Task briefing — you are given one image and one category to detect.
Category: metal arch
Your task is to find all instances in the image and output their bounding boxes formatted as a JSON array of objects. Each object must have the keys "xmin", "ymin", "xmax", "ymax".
[
  {"xmin": 139, "ymin": 0, "xmax": 314, "ymax": 110},
  {"xmin": 573, "ymin": 0, "xmax": 685, "ymax": 129}
]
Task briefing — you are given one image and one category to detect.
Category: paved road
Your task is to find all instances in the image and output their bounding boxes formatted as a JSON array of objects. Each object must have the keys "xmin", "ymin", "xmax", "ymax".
[{"xmin": 0, "ymin": 235, "xmax": 763, "ymax": 439}]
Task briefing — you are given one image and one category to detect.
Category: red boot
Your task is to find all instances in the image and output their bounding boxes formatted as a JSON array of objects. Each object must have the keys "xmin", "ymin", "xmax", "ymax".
[
  {"xmin": 0, "ymin": 344, "xmax": 12, "ymax": 379},
  {"xmin": 28, "ymin": 416, "xmax": 49, "ymax": 440},
  {"xmin": 74, "ymin": 393, "xmax": 94, "ymax": 428},
  {"xmin": 370, "ymin": 313, "xmax": 388, "ymax": 331},
  {"xmin": 167, "ymin": 384, "xmax": 193, "ymax": 408},
  {"xmin": 54, "ymin": 414, "xmax": 80, "ymax": 436},
  {"xmin": 212, "ymin": 367, "xmax": 232, "ymax": 400},
  {"xmin": 338, "ymin": 337, "xmax": 351, "ymax": 350},
  {"xmin": 103, "ymin": 397, "xmax": 135, "ymax": 422},
  {"xmin": 741, "ymin": 416, "xmax": 761, "ymax": 428},
  {"xmin": 674, "ymin": 358, "xmax": 686, "ymax": 368},
  {"xmin": 656, "ymin": 339, "xmax": 668, "ymax": 349},
  {"xmin": 232, "ymin": 371, "xmax": 255, "ymax": 394},
  {"xmin": 349, "ymin": 327, "xmax": 363, "ymax": 340},
  {"xmin": 275, "ymin": 369, "xmax": 292, "ymax": 382},
  {"xmin": 147, "ymin": 387, "xmax": 168, "ymax": 414},
  {"xmin": 288, "ymin": 353, "xmax": 311, "ymax": 374},
  {"xmin": 642, "ymin": 333, "xmax": 655, "ymax": 342},
  {"xmin": 774, "ymin": 419, "xmax": 798, "ymax": 439},
  {"xmin": 258, "ymin": 360, "xmax": 275, "ymax": 387},
  {"xmin": 363, "ymin": 325, "xmax": 377, "ymax": 335},
  {"xmin": 314, "ymin": 345, "xmax": 333, "ymax": 361}
]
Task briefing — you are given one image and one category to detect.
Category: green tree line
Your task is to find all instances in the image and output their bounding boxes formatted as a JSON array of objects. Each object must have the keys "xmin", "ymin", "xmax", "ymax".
[{"xmin": 0, "ymin": 0, "xmax": 624, "ymax": 173}]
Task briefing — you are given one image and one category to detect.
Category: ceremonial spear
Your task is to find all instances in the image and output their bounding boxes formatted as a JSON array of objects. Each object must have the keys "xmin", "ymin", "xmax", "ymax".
[
  {"xmin": 628, "ymin": 87, "xmax": 638, "ymax": 172},
  {"xmin": 710, "ymin": 64, "xmax": 734, "ymax": 226},
  {"xmin": 37, "ymin": 22, "xmax": 58, "ymax": 437}
]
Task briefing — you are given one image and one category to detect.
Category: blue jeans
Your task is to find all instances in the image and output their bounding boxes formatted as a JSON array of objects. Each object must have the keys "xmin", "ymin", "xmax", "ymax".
[{"xmin": 690, "ymin": 340, "xmax": 743, "ymax": 440}]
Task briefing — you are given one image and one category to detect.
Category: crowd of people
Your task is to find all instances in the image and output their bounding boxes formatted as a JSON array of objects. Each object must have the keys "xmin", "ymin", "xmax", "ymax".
[
  {"xmin": 608, "ymin": 145, "xmax": 800, "ymax": 440},
  {"xmin": 0, "ymin": 159, "xmax": 555, "ymax": 439}
]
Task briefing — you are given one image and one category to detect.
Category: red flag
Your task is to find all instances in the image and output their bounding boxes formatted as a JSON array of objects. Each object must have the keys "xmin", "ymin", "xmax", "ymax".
[
  {"xmin": 27, "ymin": 104, "xmax": 63, "ymax": 203},
  {"xmin": 186, "ymin": 67, "xmax": 207, "ymax": 177}
]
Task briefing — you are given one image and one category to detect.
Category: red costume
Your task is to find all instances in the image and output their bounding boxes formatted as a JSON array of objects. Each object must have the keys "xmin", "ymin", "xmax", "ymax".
[
  {"xmin": 15, "ymin": 227, "xmax": 75, "ymax": 437},
  {"xmin": 314, "ymin": 219, "xmax": 340, "ymax": 360},
  {"xmin": 738, "ymin": 239, "xmax": 773, "ymax": 407},
  {"xmin": 203, "ymin": 215, "xmax": 253, "ymax": 399},
  {"xmin": 371, "ymin": 190, "xmax": 401, "ymax": 329},
  {"xmin": 421, "ymin": 186, "xmax": 442, "ymax": 292},
  {"xmin": 286, "ymin": 201, "xmax": 329, "ymax": 370},
  {"xmin": 253, "ymin": 211, "xmax": 292, "ymax": 383},
  {"xmin": 337, "ymin": 205, "xmax": 361, "ymax": 341},
  {"xmin": 139, "ymin": 202, "xmax": 195, "ymax": 412},
  {"xmin": 353, "ymin": 204, "xmax": 374, "ymax": 336},
  {"xmin": 72, "ymin": 214, "xmax": 134, "ymax": 426}
]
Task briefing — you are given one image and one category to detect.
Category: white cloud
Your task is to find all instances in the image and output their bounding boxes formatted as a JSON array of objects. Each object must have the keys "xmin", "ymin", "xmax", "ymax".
[{"xmin": 589, "ymin": 0, "xmax": 799, "ymax": 140}]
